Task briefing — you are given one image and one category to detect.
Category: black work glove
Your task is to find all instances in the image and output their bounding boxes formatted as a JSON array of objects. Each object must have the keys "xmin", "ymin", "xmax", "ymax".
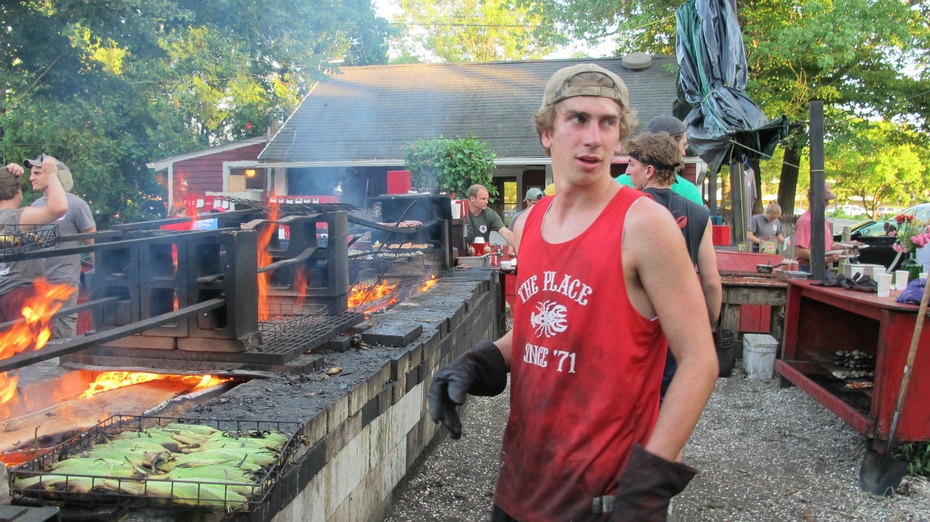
[
  {"xmin": 610, "ymin": 445, "xmax": 697, "ymax": 522},
  {"xmin": 427, "ymin": 341, "xmax": 507, "ymax": 439}
]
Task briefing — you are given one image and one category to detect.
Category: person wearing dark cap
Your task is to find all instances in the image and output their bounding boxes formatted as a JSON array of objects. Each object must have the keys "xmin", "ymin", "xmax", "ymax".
[
  {"xmin": 28, "ymin": 154, "xmax": 97, "ymax": 339},
  {"xmin": 428, "ymin": 64, "xmax": 717, "ymax": 521},
  {"xmin": 626, "ymin": 131, "xmax": 721, "ymax": 401},
  {"xmin": 794, "ymin": 184, "xmax": 845, "ymax": 272},
  {"xmin": 0, "ymin": 157, "xmax": 68, "ymax": 323},
  {"xmin": 508, "ymin": 187, "xmax": 544, "ymax": 228},
  {"xmin": 615, "ymin": 114, "xmax": 704, "ymax": 205}
]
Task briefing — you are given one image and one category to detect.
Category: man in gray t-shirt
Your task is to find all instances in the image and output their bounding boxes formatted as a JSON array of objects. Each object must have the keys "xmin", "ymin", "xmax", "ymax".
[{"xmin": 28, "ymin": 155, "xmax": 97, "ymax": 339}]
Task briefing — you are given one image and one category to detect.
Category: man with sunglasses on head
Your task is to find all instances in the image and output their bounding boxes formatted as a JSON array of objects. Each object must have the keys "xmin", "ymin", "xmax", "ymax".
[{"xmin": 28, "ymin": 154, "xmax": 97, "ymax": 339}]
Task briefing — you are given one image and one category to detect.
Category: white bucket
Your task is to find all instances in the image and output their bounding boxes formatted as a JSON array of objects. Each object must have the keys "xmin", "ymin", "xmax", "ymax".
[{"xmin": 742, "ymin": 334, "xmax": 778, "ymax": 380}]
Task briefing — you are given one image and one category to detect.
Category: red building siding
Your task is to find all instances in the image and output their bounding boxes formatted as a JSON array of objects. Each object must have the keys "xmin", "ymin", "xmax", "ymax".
[{"xmin": 171, "ymin": 143, "xmax": 265, "ymax": 202}]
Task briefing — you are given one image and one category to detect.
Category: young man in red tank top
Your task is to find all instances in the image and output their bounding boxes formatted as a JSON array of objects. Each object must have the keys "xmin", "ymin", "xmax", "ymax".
[{"xmin": 428, "ymin": 64, "xmax": 719, "ymax": 521}]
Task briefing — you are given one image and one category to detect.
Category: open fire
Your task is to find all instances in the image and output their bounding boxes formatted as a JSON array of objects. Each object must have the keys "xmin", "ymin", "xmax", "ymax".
[
  {"xmin": 347, "ymin": 274, "xmax": 439, "ymax": 316},
  {"xmin": 0, "ymin": 278, "xmax": 75, "ymax": 406},
  {"xmin": 79, "ymin": 372, "xmax": 231, "ymax": 399},
  {"xmin": 257, "ymin": 197, "xmax": 281, "ymax": 321}
]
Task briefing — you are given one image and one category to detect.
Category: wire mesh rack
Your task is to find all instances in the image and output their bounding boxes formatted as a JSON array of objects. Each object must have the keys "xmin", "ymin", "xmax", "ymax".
[
  {"xmin": 0, "ymin": 225, "xmax": 58, "ymax": 260},
  {"xmin": 8, "ymin": 414, "xmax": 304, "ymax": 513}
]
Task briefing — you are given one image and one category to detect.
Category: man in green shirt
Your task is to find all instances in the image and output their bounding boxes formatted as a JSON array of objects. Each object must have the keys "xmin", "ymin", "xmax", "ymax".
[
  {"xmin": 464, "ymin": 184, "xmax": 515, "ymax": 248},
  {"xmin": 615, "ymin": 115, "xmax": 704, "ymax": 205}
]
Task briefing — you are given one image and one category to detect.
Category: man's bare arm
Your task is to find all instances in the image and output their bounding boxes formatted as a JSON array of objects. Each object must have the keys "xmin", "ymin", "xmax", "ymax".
[
  {"xmin": 697, "ymin": 220, "xmax": 722, "ymax": 330},
  {"xmin": 497, "ymin": 226, "xmax": 516, "ymax": 249},
  {"xmin": 624, "ymin": 200, "xmax": 718, "ymax": 462}
]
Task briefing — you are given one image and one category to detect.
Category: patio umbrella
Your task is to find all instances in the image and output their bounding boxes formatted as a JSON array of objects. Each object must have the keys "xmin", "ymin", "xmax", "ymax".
[{"xmin": 674, "ymin": 0, "xmax": 789, "ymax": 176}]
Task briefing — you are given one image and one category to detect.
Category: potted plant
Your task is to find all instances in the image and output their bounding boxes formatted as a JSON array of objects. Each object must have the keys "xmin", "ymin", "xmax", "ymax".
[{"xmin": 403, "ymin": 134, "xmax": 498, "ymax": 198}]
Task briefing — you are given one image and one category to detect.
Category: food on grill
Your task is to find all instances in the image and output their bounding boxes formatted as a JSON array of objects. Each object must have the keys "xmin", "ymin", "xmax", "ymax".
[
  {"xmin": 843, "ymin": 380, "xmax": 874, "ymax": 390},
  {"xmin": 831, "ymin": 369, "xmax": 874, "ymax": 379},
  {"xmin": 14, "ymin": 421, "xmax": 291, "ymax": 509},
  {"xmin": 0, "ymin": 234, "xmax": 23, "ymax": 248},
  {"xmin": 377, "ymin": 220, "xmax": 423, "ymax": 228}
]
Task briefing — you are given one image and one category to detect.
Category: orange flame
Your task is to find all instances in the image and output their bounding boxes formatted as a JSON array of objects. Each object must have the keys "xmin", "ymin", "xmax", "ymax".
[
  {"xmin": 80, "ymin": 371, "xmax": 231, "ymax": 399},
  {"xmin": 293, "ymin": 267, "xmax": 308, "ymax": 306},
  {"xmin": 419, "ymin": 274, "xmax": 438, "ymax": 292},
  {"xmin": 0, "ymin": 373, "xmax": 18, "ymax": 404},
  {"xmin": 257, "ymin": 197, "xmax": 280, "ymax": 321},
  {"xmin": 347, "ymin": 280, "xmax": 399, "ymax": 309},
  {"xmin": 0, "ymin": 279, "xmax": 76, "ymax": 405}
]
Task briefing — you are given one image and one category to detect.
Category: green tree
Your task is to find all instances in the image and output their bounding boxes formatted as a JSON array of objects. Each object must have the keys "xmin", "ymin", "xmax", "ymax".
[
  {"xmin": 826, "ymin": 119, "xmax": 929, "ymax": 218},
  {"xmin": 395, "ymin": 0, "xmax": 559, "ymax": 62},
  {"xmin": 534, "ymin": 0, "xmax": 930, "ymax": 214},
  {"xmin": 1, "ymin": 0, "xmax": 392, "ymax": 227}
]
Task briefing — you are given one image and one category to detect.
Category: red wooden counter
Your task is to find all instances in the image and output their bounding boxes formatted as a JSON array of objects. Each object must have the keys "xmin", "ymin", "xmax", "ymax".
[
  {"xmin": 776, "ymin": 279, "xmax": 930, "ymax": 444},
  {"xmin": 715, "ymin": 250, "xmax": 789, "ymax": 335}
]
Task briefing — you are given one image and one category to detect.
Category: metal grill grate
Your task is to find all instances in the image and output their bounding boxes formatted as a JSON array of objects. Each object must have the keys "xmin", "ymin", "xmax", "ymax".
[
  {"xmin": 258, "ymin": 311, "xmax": 364, "ymax": 355},
  {"xmin": 9, "ymin": 414, "xmax": 304, "ymax": 513}
]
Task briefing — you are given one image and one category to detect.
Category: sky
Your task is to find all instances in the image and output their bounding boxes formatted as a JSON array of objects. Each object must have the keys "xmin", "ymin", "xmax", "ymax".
[{"xmin": 372, "ymin": 0, "xmax": 615, "ymax": 60}]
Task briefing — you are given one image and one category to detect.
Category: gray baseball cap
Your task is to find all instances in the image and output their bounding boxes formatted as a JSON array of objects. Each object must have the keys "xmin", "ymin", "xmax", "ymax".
[
  {"xmin": 540, "ymin": 64, "xmax": 630, "ymax": 109},
  {"xmin": 25, "ymin": 153, "xmax": 73, "ymax": 191}
]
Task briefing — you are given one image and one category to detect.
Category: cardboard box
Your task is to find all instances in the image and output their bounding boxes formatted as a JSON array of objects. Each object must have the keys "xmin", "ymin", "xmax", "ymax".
[{"xmin": 228, "ymin": 174, "xmax": 246, "ymax": 192}]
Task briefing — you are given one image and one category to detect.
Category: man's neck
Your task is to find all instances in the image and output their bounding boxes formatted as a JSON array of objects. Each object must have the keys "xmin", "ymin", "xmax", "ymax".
[
  {"xmin": 469, "ymin": 205, "xmax": 482, "ymax": 216},
  {"xmin": 643, "ymin": 179, "xmax": 672, "ymax": 191}
]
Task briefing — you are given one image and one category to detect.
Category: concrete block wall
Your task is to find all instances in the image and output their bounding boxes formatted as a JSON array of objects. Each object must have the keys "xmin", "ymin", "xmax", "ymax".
[{"xmin": 267, "ymin": 271, "xmax": 501, "ymax": 522}]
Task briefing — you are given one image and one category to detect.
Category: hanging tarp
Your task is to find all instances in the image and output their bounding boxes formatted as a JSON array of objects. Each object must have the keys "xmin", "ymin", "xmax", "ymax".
[{"xmin": 674, "ymin": 0, "xmax": 788, "ymax": 175}]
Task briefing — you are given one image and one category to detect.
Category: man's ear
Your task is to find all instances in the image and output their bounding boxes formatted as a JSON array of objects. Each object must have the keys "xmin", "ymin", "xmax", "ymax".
[
  {"xmin": 614, "ymin": 140, "xmax": 623, "ymax": 154},
  {"xmin": 541, "ymin": 129, "xmax": 553, "ymax": 151}
]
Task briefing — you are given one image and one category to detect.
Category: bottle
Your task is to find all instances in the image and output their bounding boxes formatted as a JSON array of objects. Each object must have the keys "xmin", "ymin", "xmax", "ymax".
[
  {"xmin": 483, "ymin": 244, "xmax": 492, "ymax": 255},
  {"xmin": 467, "ymin": 245, "xmax": 476, "ymax": 256}
]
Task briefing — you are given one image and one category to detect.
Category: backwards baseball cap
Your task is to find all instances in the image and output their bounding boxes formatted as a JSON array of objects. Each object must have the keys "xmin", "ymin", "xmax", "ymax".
[
  {"xmin": 24, "ymin": 153, "xmax": 73, "ymax": 192},
  {"xmin": 524, "ymin": 187, "xmax": 544, "ymax": 202},
  {"xmin": 540, "ymin": 63, "xmax": 630, "ymax": 109},
  {"xmin": 646, "ymin": 115, "xmax": 687, "ymax": 136}
]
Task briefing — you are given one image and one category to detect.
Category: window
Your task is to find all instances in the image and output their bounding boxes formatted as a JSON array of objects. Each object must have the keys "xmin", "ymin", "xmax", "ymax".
[{"xmin": 232, "ymin": 168, "xmax": 267, "ymax": 190}]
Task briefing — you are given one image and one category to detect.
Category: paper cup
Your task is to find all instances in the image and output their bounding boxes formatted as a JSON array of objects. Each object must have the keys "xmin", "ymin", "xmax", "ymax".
[
  {"xmin": 921, "ymin": 272, "xmax": 928, "ymax": 281},
  {"xmin": 895, "ymin": 270, "xmax": 910, "ymax": 291},
  {"xmin": 877, "ymin": 273, "xmax": 893, "ymax": 297}
]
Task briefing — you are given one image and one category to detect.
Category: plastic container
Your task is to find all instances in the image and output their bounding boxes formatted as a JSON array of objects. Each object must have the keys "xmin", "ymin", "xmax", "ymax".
[
  {"xmin": 716, "ymin": 329, "xmax": 737, "ymax": 378},
  {"xmin": 387, "ymin": 170, "xmax": 412, "ymax": 194},
  {"xmin": 743, "ymin": 333, "xmax": 778, "ymax": 380},
  {"xmin": 712, "ymin": 225, "xmax": 730, "ymax": 246}
]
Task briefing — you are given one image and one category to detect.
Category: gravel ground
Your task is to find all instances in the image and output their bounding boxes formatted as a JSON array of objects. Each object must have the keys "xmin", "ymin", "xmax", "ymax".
[{"xmin": 383, "ymin": 368, "xmax": 930, "ymax": 521}]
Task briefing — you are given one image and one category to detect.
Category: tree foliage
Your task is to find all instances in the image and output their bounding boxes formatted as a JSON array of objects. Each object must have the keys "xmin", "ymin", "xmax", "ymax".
[
  {"xmin": 826, "ymin": 119, "xmax": 930, "ymax": 218},
  {"xmin": 404, "ymin": 135, "xmax": 498, "ymax": 198},
  {"xmin": 394, "ymin": 0, "xmax": 560, "ymax": 62},
  {"xmin": 533, "ymin": 0, "xmax": 930, "ymax": 213},
  {"xmin": 0, "ymin": 0, "xmax": 393, "ymax": 227}
]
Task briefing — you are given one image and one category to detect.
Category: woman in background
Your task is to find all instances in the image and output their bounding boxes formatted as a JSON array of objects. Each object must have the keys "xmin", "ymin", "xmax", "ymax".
[{"xmin": 747, "ymin": 203, "xmax": 785, "ymax": 253}]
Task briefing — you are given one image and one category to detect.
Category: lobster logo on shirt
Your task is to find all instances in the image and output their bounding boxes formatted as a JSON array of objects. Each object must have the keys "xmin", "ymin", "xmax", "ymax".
[{"xmin": 531, "ymin": 300, "xmax": 568, "ymax": 338}]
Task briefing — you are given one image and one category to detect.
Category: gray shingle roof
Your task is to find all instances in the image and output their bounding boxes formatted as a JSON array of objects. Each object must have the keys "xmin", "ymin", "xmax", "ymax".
[{"xmin": 259, "ymin": 57, "xmax": 679, "ymax": 166}]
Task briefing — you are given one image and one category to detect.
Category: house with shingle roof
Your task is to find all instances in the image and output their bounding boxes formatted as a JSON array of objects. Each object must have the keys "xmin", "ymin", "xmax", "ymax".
[
  {"xmin": 152, "ymin": 57, "xmax": 695, "ymax": 218},
  {"xmin": 257, "ymin": 56, "xmax": 694, "ymax": 219}
]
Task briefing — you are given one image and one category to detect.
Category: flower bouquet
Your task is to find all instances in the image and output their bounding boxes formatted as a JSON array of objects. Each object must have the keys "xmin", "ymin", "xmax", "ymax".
[{"xmin": 892, "ymin": 214, "xmax": 930, "ymax": 279}]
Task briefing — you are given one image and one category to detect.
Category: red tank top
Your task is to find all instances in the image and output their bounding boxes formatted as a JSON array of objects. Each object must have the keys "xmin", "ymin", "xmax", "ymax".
[{"xmin": 494, "ymin": 187, "xmax": 667, "ymax": 521}]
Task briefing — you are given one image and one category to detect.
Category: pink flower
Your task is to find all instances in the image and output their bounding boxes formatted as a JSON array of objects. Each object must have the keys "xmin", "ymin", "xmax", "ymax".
[{"xmin": 912, "ymin": 232, "xmax": 930, "ymax": 248}]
